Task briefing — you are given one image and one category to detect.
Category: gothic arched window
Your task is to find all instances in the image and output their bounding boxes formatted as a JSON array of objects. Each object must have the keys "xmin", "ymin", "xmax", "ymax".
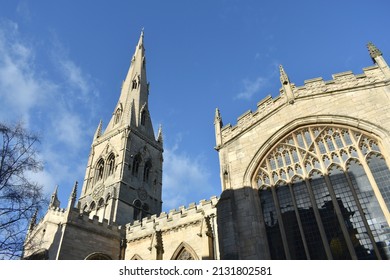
[
  {"xmin": 143, "ymin": 160, "xmax": 152, "ymax": 182},
  {"xmin": 132, "ymin": 154, "xmax": 141, "ymax": 177},
  {"xmin": 90, "ymin": 201, "xmax": 96, "ymax": 212},
  {"xmin": 132, "ymin": 79, "xmax": 137, "ymax": 89},
  {"xmin": 171, "ymin": 243, "xmax": 198, "ymax": 260},
  {"xmin": 114, "ymin": 107, "xmax": 122, "ymax": 125},
  {"xmin": 256, "ymin": 125, "xmax": 390, "ymax": 260},
  {"xmin": 107, "ymin": 153, "xmax": 115, "ymax": 176},
  {"xmin": 96, "ymin": 159, "xmax": 105, "ymax": 182},
  {"xmin": 140, "ymin": 110, "xmax": 146, "ymax": 126},
  {"xmin": 133, "ymin": 199, "xmax": 142, "ymax": 221}
]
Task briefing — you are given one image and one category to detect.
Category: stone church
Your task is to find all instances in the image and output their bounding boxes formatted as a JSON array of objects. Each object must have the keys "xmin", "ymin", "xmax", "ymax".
[{"xmin": 23, "ymin": 32, "xmax": 390, "ymax": 260}]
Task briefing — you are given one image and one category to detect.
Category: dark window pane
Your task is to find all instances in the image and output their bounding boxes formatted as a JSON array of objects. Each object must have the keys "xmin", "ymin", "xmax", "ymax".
[
  {"xmin": 260, "ymin": 188, "xmax": 286, "ymax": 259},
  {"xmin": 277, "ymin": 185, "xmax": 307, "ymax": 259}
]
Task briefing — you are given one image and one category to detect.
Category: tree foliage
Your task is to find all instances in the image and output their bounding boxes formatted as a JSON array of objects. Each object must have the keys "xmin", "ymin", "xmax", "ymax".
[{"xmin": 0, "ymin": 122, "xmax": 45, "ymax": 259}]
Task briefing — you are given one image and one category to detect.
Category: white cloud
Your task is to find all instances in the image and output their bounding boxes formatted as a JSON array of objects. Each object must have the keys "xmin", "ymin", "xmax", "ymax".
[
  {"xmin": 235, "ymin": 76, "xmax": 267, "ymax": 100},
  {"xmin": 162, "ymin": 136, "xmax": 214, "ymax": 211},
  {"xmin": 0, "ymin": 20, "xmax": 56, "ymax": 124},
  {"xmin": 0, "ymin": 19, "xmax": 99, "ymax": 198},
  {"xmin": 51, "ymin": 40, "xmax": 99, "ymax": 103}
]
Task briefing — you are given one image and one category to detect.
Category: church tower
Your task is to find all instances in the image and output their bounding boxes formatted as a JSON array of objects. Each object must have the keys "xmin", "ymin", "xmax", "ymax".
[{"xmin": 78, "ymin": 31, "xmax": 163, "ymax": 225}]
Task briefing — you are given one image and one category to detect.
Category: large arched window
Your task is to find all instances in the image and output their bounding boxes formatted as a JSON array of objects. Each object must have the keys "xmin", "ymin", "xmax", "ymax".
[
  {"xmin": 171, "ymin": 242, "xmax": 198, "ymax": 260},
  {"xmin": 256, "ymin": 125, "xmax": 390, "ymax": 260},
  {"xmin": 85, "ymin": 252, "xmax": 112, "ymax": 260}
]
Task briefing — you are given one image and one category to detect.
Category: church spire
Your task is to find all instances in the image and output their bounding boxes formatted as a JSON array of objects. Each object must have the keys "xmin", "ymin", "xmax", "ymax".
[
  {"xmin": 104, "ymin": 29, "xmax": 154, "ymax": 138},
  {"xmin": 79, "ymin": 31, "xmax": 163, "ymax": 226}
]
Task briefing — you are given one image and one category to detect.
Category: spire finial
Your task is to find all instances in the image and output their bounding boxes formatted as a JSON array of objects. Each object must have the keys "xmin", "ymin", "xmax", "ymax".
[
  {"xmin": 279, "ymin": 65, "xmax": 290, "ymax": 85},
  {"xmin": 367, "ymin": 42, "xmax": 383, "ymax": 62},
  {"xmin": 70, "ymin": 181, "xmax": 78, "ymax": 200},
  {"xmin": 93, "ymin": 120, "xmax": 103, "ymax": 140},
  {"xmin": 49, "ymin": 185, "xmax": 60, "ymax": 208},
  {"xmin": 157, "ymin": 124, "xmax": 163, "ymax": 144},
  {"xmin": 137, "ymin": 28, "xmax": 145, "ymax": 49},
  {"xmin": 28, "ymin": 209, "xmax": 38, "ymax": 231},
  {"xmin": 279, "ymin": 65, "xmax": 294, "ymax": 104},
  {"xmin": 214, "ymin": 108, "xmax": 223, "ymax": 126},
  {"xmin": 67, "ymin": 181, "xmax": 78, "ymax": 209}
]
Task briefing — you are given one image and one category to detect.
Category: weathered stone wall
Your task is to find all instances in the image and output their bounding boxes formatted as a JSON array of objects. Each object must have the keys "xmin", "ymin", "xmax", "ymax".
[
  {"xmin": 124, "ymin": 197, "xmax": 218, "ymax": 260},
  {"xmin": 55, "ymin": 210, "xmax": 123, "ymax": 260},
  {"xmin": 216, "ymin": 61, "xmax": 390, "ymax": 259}
]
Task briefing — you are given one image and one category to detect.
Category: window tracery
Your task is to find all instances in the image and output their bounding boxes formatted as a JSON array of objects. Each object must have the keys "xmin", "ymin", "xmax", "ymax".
[
  {"xmin": 107, "ymin": 153, "xmax": 115, "ymax": 176},
  {"xmin": 132, "ymin": 154, "xmax": 141, "ymax": 177},
  {"xmin": 256, "ymin": 125, "xmax": 390, "ymax": 260},
  {"xmin": 143, "ymin": 160, "xmax": 152, "ymax": 182},
  {"xmin": 96, "ymin": 159, "xmax": 105, "ymax": 182},
  {"xmin": 256, "ymin": 126, "xmax": 386, "ymax": 183},
  {"xmin": 114, "ymin": 107, "xmax": 122, "ymax": 125}
]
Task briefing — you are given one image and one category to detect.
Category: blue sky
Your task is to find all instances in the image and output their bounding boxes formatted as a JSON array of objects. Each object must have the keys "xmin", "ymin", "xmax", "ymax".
[{"xmin": 1, "ymin": 0, "xmax": 389, "ymax": 212}]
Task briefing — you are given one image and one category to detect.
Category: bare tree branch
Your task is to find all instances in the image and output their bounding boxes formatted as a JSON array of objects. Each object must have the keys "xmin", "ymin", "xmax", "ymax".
[{"xmin": 0, "ymin": 122, "xmax": 46, "ymax": 259}]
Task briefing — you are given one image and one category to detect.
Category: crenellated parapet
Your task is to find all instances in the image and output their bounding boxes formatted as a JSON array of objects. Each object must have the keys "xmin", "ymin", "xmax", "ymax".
[
  {"xmin": 125, "ymin": 196, "xmax": 218, "ymax": 242},
  {"xmin": 295, "ymin": 66, "xmax": 385, "ymax": 98},
  {"xmin": 66, "ymin": 209, "xmax": 124, "ymax": 236},
  {"xmin": 219, "ymin": 62, "xmax": 388, "ymax": 147}
]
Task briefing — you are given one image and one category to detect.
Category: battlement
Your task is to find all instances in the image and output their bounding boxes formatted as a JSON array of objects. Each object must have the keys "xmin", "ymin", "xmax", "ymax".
[
  {"xmin": 48, "ymin": 206, "xmax": 66, "ymax": 213},
  {"xmin": 220, "ymin": 64, "xmax": 387, "ymax": 144},
  {"xmin": 125, "ymin": 196, "xmax": 218, "ymax": 241},
  {"xmin": 69, "ymin": 210, "xmax": 123, "ymax": 233}
]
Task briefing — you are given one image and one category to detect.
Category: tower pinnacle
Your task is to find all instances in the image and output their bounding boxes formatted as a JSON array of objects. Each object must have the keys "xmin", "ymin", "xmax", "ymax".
[
  {"xmin": 214, "ymin": 108, "xmax": 223, "ymax": 149},
  {"xmin": 49, "ymin": 185, "xmax": 60, "ymax": 209},
  {"xmin": 68, "ymin": 181, "xmax": 78, "ymax": 209},
  {"xmin": 279, "ymin": 65, "xmax": 290, "ymax": 85},
  {"xmin": 279, "ymin": 65, "xmax": 294, "ymax": 104},
  {"xmin": 93, "ymin": 120, "xmax": 103, "ymax": 140},
  {"xmin": 367, "ymin": 42, "xmax": 390, "ymax": 79},
  {"xmin": 367, "ymin": 42, "xmax": 382, "ymax": 62}
]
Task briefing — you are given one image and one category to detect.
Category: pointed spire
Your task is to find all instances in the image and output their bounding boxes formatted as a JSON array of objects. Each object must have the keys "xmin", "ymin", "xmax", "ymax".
[
  {"xmin": 214, "ymin": 108, "xmax": 223, "ymax": 126},
  {"xmin": 279, "ymin": 65, "xmax": 294, "ymax": 104},
  {"xmin": 68, "ymin": 181, "xmax": 78, "ymax": 209},
  {"xmin": 157, "ymin": 124, "xmax": 163, "ymax": 145},
  {"xmin": 133, "ymin": 28, "xmax": 145, "ymax": 60},
  {"xmin": 279, "ymin": 65, "xmax": 290, "ymax": 85},
  {"xmin": 105, "ymin": 29, "xmax": 154, "ymax": 138},
  {"xmin": 214, "ymin": 108, "xmax": 223, "ymax": 149},
  {"xmin": 49, "ymin": 185, "xmax": 60, "ymax": 209},
  {"xmin": 138, "ymin": 28, "xmax": 145, "ymax": 48},
  {"xmin": 28, "ymin": 209, "xmax": 38, "ymax": 232},
  {"xmin": 367, "ymin": 42, "xmax": 382, "ymax": 62},
  {"xmin": 93, "ymin": 120, "xmax": 103, "ymax": 140}
]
